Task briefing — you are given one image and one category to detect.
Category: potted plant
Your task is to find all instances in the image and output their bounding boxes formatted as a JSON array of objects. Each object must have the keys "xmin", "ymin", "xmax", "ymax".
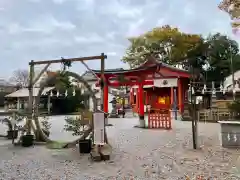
[
  {"xmin": 21, "ymin": 133, "xmax": 34, "ymax": 147},
  {"xmin": 2, "ymin": 118, "xmax": 19, "ymax": 139},
  {"xmin": 64, "ymin": 112, "xmax": 92, "ymax": 154},
  {"xmin": 218, "ymin": 100, "xmax": 240, "ymax": 148}
]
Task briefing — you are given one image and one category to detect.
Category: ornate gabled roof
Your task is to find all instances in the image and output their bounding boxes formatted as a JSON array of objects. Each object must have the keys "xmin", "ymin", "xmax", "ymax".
[
  {"xmin": 91, "ymin": 55, "xmax": 190, "ymax": 78},
  {"xmin": 137, "ymin": 55, "xmax": 188, "ymax": 73},
  {"xmin": 91, "ymin": 65, "xmax": 157, "ymax": 74}
]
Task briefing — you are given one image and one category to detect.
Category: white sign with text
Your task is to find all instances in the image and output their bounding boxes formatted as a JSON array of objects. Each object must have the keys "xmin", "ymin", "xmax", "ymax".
[{"xmin": 93, "ymin": 112, "xmax": 105, "ymax": 145}]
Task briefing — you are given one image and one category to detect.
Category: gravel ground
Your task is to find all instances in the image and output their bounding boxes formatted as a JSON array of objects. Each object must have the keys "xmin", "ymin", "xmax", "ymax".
[{"xmin": 0, "ymin": 115, "xmax": 240, "ymax": 179}]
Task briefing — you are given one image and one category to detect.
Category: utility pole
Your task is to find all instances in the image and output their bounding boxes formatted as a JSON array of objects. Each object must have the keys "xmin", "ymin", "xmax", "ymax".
[
  {"xmin": 190, "ymin": 66, "xmax": 197, "ymax": 149},
  {"xmin": 230, "ymin": 44, "xmax": 236, "ymax": 100}
]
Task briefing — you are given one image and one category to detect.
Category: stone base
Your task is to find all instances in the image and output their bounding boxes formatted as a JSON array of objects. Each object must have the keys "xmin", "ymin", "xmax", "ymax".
[
  {"xmin": 219, "ymin": 121, "xmax": 240, "ymax": 148},
  {"xmin": 90, "ymin": 144, "xmax": 112, "ymax": 162},
  {"xmin": 138, "ymin": 115, "xmax": 145, "ymax": 128}
]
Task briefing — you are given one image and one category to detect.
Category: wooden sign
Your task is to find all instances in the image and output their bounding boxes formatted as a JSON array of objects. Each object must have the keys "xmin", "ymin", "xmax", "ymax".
[
  {"xmin": 153, "ymin": 78, "xmax": 178, "ymax": 87},
  {"xmin": 93, "ymin": 112, "xmax": 105, "ymax": 145}
]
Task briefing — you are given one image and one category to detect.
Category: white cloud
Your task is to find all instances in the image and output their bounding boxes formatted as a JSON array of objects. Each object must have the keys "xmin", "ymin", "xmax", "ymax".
[
  {"xmin": 26, "ymin": 15, "xmax": 75, "ymax": 33},
  {"xmin": 156, "ymin": 18, "xmax": 165, "ymax": 26},
  {"xmin": 7, "ymin": 14, "xmax": 76, "ymax": 35},
  {"xmin": 100, "ymin": 0, "xmax": 142, "ymax": 19},
  {"xmin": 107, "ymin": 52, "xmax": 117, "ymax": 56},
  {"xmin": 0, "ymin": 0, "xmax": 237, "ymax": 78},
  {"xmin": 126, "ymin": 18, "xmax": 145, "ymax": 37},
  {"xmin": 8, "ymin": 23, "xmax": 23, "ymax": 34},
  {"xmin": 52, "ymin": 0, "xmax": 66, "ymax": 4},
  {"xmin": 75, "ymin": 33, "xmax": 104, "ymax": 43},
  {"xmin": 28, "ymin": 0, "xmax": 41, "ymax": 2}
]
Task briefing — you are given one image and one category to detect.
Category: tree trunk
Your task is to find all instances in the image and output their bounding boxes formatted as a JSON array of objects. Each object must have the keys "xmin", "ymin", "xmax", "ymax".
[{"xmin": 33, "ymin": 117, "xmax": 52, "ymax": 142}]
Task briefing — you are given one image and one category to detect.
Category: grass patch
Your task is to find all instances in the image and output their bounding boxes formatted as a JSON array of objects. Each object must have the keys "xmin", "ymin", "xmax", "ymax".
[{"xmin": 46, "ymin": 141, "xmax": 68, "ymax": 149}]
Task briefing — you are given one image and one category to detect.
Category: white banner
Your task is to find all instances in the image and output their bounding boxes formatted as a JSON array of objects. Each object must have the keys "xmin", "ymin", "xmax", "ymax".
[
  {"xmin": 153, "ymin": 78, "xmax": 178, "ymax": 87},
  {"xmin": 93, "ymin": 112, "xmax": 105, "ymax": 145}
]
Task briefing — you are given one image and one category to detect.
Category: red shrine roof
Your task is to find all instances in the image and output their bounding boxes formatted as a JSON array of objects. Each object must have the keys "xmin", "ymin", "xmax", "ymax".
[{"xmin": 91, "ymin": 56, "xmax": 190, "ymax": 78}]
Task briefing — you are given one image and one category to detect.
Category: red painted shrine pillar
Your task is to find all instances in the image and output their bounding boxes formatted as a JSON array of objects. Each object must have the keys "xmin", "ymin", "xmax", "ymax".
[
  {"xmin": 130, "ymin": 88, "xmax": 133, "ymax": 104},
  {"xmin": 178, "ymin": 78, "xmax": 183, "ymax": 113},
  {"xmin": 170, "ymin": 87, "xmax": 174, "ymax": 107},
  {"xmin": 136, "ymin": 88, "xmax": 138, "ymax": 113},
  {"xmin": 138, "ymin": 83, "xmax": 145, "ymax": 127},
  {"xmin": 103, "ymin": 83, "xmax": 108, "ymax": 114}
]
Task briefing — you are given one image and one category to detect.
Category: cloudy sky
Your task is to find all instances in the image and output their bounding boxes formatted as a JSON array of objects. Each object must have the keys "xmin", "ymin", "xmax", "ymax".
[{"xmin": 0, "ymin": 0, "xmax": 237, "ymax": 79}]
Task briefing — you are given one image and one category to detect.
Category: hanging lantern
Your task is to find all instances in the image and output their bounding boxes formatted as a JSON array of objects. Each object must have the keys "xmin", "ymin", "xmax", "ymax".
[
  {"xmin": 65, "ymin": 90, "xmax": 68, "ymax": 97},
  {"xmin": 56, "ymin": 90, "xmax": 60, "ymax": 97},
  {"xmin": 72, "ymin": 89, "xmax": 76, "ymax": 96},
  {"xmin": 50, "ymin": 91, "xmax": 53, "ymax": 97}
]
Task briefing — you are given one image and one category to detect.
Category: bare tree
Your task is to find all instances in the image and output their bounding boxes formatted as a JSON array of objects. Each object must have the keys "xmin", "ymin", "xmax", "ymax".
[{"xmin": 9, "ymin": 69, "xmax": 29, "ymax": 87}]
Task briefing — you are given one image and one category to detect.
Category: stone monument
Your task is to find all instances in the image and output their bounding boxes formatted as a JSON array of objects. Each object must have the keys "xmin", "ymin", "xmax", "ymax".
[{"xmin": 109, "ymin": 97, "xmax": 119, "ymax": 118}]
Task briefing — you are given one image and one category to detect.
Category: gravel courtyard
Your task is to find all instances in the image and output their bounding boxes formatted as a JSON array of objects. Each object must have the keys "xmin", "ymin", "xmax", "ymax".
[{"xmin": 0, "ymin": 115, "xmax": 240, "ymax": 179}]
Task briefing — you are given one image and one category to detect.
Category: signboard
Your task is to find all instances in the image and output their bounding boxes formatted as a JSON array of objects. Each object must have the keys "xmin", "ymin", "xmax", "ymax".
[
  {"xmin": 93, "ymin": 112, "xmax": 105, "ymax": 145},
  {"xmin": 153, "ymin": 78, "xmax": 178, "ymax": 87}
]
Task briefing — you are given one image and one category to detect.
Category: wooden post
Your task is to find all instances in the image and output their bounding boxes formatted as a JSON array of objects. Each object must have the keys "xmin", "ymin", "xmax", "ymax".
[
  {"xmin": 47, "ymin": 94, "xmax": 51, "ymax": 114},
  {"xmin": 27, "ymin": 60, "xmax": 34, "ymax": 135},
  {"xmin": 32, "ymin": 63, "xmax": 51, "ymax": 85},
  {"xmin": 100, "ymin": 53, "xmax": 105, "ymax": 112},
  {"xmin": 12, "ymin": 112, "xmax": 16, "ymax": 144},
  {"xmin": 17, "ymin": 98, "xmax": 20, "ymax": 110}
]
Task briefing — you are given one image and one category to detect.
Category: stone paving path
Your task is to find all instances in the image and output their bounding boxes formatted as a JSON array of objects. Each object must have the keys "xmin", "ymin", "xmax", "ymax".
[{"xmin": 0, "ymin": 115, "xmax": 239, "ymax": 179}]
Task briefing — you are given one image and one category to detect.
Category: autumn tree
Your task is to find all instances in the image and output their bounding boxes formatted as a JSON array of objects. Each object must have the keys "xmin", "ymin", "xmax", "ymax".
[
  {"xmin": 122, "ymin": 25, "xmax": 207, "ymax": 70},
  {"xmin": 122, "ymin": 25, "xmax": 240, "ymax": 86}
]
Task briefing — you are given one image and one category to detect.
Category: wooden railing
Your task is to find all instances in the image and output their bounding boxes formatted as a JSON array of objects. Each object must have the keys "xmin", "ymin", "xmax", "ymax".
[{"xmin": 197, "ymin": 108, "xmax": 232, "ymax": 122}]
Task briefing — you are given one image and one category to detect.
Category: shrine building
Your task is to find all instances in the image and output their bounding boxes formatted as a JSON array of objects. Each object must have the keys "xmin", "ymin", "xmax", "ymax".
[{"xmin": 92, "ymin": 56, "xmax": 190, "ymax": 122}]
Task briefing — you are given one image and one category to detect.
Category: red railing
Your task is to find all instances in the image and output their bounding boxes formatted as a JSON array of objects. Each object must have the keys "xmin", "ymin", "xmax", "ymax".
[{"xmin": 148, "ymin": 109, "xmax": 172, "ymax": 129}]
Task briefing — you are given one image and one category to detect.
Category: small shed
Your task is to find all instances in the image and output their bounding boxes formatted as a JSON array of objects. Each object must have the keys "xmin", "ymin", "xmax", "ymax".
[{"xmin": 5, "ymin": 87, "xmax": 54, "ymax": 112}]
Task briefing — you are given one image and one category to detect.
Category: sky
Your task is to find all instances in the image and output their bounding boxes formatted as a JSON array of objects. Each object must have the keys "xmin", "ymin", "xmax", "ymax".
[{"xmin": 0, "ymin": 0, "xmax": 238, "ymax": 79}]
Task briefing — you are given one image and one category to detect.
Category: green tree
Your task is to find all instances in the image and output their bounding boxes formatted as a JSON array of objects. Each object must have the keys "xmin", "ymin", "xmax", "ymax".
[
  {"xmin": 205, "ymin": 33, "xmax": 240, "ymax": 85},
  {"xmin": 44, "ymin": 71, "xmax": 86, "ymax": 114}
]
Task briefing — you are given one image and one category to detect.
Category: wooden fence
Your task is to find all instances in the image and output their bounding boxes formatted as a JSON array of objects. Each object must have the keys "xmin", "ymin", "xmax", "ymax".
[{"xmin": 197, "ymin": 108, "xmax": 232, "ymax": 122}]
